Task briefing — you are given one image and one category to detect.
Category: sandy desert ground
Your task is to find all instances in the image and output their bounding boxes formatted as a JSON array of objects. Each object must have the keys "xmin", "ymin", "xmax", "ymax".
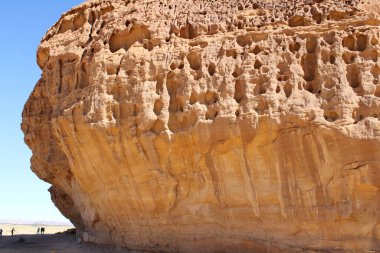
[
  {"xmin": 0, "ymin": 224, "xmax": 74, "ymax": 236},
  {"xmin": 0, "ymin": 224, "xmax": 133, "ymax": 252}
]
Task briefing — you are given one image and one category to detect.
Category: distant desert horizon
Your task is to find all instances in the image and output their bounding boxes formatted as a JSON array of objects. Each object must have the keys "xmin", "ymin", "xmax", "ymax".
[
  {"xmin": 0, "ymin": 223, "xmax": 74, "ymax": 236},
  {"xmin": 0, "ymin": 218, "xmax": 72, "ymax": 226}
]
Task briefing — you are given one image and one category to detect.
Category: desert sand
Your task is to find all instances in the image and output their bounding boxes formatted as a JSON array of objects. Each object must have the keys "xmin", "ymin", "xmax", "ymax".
[{"xmin": 0, "ymin": 224, "xmax": 73, "ymax": 236}]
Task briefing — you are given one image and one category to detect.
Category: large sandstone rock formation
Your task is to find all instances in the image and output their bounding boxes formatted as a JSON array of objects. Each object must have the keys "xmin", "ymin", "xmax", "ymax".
[{"xmin": 22, "ymin": 0, "xmax": 380, "ymax": 252}]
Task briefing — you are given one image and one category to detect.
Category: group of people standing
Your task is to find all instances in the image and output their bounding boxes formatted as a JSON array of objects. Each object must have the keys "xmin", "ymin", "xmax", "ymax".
[
  {"xmin": 37, "ymin": 227, "xmax": 45, "ymax": 234},
  {"xmin": 0, "ymin": 228, "xmax": 15, "ymax": 237},
  {"xmin": 0, "ymin": 227, "xmax": 46, "ymax": 238}
]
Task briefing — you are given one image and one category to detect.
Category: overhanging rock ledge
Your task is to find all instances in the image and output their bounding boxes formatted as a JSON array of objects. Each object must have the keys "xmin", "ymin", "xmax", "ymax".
[{"xmin": 22, "ymin": 0, "xmax": 380, "ymax": 252}]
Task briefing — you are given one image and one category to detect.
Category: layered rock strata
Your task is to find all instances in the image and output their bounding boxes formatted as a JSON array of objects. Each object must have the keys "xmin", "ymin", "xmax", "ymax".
[{"xmin": 22, "ymin": 0, "xmax": 380, "ymax": 252}]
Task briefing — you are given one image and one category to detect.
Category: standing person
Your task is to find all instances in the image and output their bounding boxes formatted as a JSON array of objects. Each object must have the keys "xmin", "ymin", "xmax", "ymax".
[
  {"xmin": 37, "ymin": 227, "xmax": 40, "ymax": 234},
  {"xmin": 0, "ymin": 228, "xmax": 3, "ymax": 238},
  {"xmin": 41, "ymin": 227, "xmax": 45, "ymax": 234},
  {"xmin": 11, "ymin": 228, "xmax": 15, "ymax": 236}
]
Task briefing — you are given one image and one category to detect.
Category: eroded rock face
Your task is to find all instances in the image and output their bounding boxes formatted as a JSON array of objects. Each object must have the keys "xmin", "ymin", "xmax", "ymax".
[{"xmin": 22, "ymin": 0, "xmax": 380, "ymax": 252}]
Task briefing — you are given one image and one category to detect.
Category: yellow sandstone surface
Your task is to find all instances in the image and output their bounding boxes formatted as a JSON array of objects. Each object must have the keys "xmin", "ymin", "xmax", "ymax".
[{"xmin": 22, "ymin": 0, "xmax": 380, "ymax": 252}]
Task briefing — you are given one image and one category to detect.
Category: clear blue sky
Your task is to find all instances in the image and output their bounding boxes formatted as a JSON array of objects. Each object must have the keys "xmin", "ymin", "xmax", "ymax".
[{"xmin": 0, "ymin": 0, "xmax": 84, "ymax": 223}]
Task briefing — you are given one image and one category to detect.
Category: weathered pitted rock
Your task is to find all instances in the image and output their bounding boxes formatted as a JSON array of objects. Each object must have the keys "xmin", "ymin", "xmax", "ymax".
[{"xmin": 22, "ymin": 0, "xmax": 380, "ymax": 252}]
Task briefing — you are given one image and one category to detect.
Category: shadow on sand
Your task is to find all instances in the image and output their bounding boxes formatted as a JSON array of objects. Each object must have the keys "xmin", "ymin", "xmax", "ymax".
[{"xmin": 0, "ymin": 234, "xmax": 131, "ymax": 253}]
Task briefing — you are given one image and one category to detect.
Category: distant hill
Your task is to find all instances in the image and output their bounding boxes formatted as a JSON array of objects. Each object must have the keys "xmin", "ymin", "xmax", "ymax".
[{"xmin": 0, "ymin": 219, "xmax": 72, "ymax": 226}]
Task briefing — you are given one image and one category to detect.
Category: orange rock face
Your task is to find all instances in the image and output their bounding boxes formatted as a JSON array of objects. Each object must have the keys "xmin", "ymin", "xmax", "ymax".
[{"xmin": 22, "ymin": 0, "xmax": 380, "ymax": 252}]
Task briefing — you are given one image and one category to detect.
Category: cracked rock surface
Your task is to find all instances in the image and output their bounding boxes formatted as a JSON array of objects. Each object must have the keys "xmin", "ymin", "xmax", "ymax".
[{"xmin": 22, "ymin": 0, "xmax": 380, "ymax": 252}]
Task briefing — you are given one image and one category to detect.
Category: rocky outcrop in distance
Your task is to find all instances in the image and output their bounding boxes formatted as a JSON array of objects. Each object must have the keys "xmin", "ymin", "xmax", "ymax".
[{"xmin": 22, "ymin": 0, "xmax": 380, "ymax": 252}]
